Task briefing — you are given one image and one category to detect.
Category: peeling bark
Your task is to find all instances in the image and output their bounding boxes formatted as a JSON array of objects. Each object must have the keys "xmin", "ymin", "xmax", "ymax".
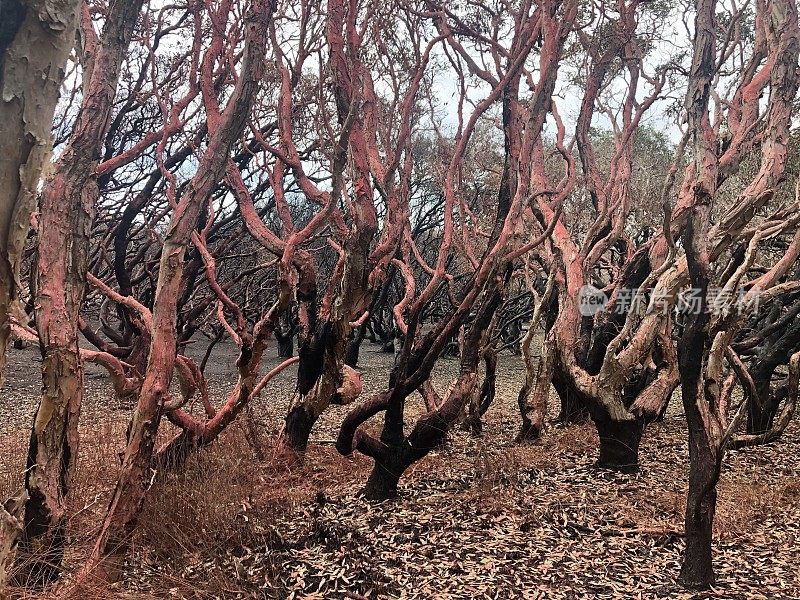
[
  {"xmin": 0, "ymin": 0, "xmax": 83, "ymax": 585},
  {"xmin": 84, "ymin": 2, "xmax": 274, "ymax": 581},
  {"xmin": 19, "ymin": 0, "xmax": 146, "ymax": 584},
  {"xmin": 0, "ymin": 0, "xmax": 82, "ymax": 389}
]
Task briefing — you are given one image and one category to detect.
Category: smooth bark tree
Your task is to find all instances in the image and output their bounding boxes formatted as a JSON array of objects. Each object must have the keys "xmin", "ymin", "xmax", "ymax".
[
  {"xmin": 82, "ymin": 0, "xmax": 275, "ymax": 582},
  {"xmin": 14, "ymin": 0, "xmax": 146, "ymax": 585},
  {"xmin": 0, "ymin": 0, "xmax": 83, "ymax": 587}
]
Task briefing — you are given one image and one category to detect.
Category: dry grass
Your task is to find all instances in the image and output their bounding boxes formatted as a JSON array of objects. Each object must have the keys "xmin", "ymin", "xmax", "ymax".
[
  {"xmin": 715, "ymin": 475, "xmax": 800, "ymax": 539},
  {"xmin": 3, "ymin": 415, "xmax": 800, "ymax": 598},
  {"xmin": 2, "ymin": 346, "xmax": 800, "ymax": 597}
]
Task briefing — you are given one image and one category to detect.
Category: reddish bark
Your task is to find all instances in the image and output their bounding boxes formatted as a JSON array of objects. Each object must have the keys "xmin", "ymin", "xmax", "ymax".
[
  {"xmin": 337, "ymin": 0, "xmax": 577, "ymax": 498},
  {"xmin": 17, "ymin": 0, "xmax": 146, "ymax": 585},
  {"xmin": 84, "ymin": 1, "xmax": 274, "ymax": 580},
  {"xmin": 536, "ymin": 0, "xmax": 674, "ymax": 467},
  {"xmin": 271, "ymin": 0, "xmax": 439, "ymax": 459}
]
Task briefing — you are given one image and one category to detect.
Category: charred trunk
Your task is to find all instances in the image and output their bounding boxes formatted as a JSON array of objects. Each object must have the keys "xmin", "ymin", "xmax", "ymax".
[
  {"xmin": 277, "ymin": 404, "xmax": 316, "ymax": 456},
  {"xmin": 517, "ymin": 412, "xmax": 544, "ymax": 441},
  {"xmin": 17, "ymin": 517, "xmax": 67, "ymax": 590},
  {"xmin": 679, "ymin": 447, "xmax": 719, "ymax": 589},
  {"xmin": 380, "ymin": 335, "xmax": 395, "ymax": 353},
  {"xmin": 593, "ymin": 415, "xmax": 643, "ymax": 473},
  {"xmin": 552, "ymin": 361, "xmax": 589, "ymax": 423},
  {"xmin": 277, "ymin": 332, "xmax": 294, "ymax": 358},
  {"xmin": 275, "ymin": 315, "xmax": 295, "ymax": 358},
  {"xmin": 505, "ymin": 320, "xmax": 522, "ymax": 355},
  {"xmin": 746, "ymin": 396, "xmax": 778, "ymax": 434},
  {"xmin": 745, "ymin": 366, "xmax": 780, "ymax": 434},
  {"xmin": 362, "ymin": 452, "xmax": 405, "ymax": 501},
  {"xmin": 345, "ymin": 323, "xmax": 367, "ymax": 367},
  {"xmin": 277, "ymin": 322, "xmax": 333, "ymax": 456},
  {"xmin": 676, "ymin": 199, "xmax": 722, "ymax": 590},
  {"xmin": 18, "ymin": 349, "xmax": 82, "ymax": 587}
]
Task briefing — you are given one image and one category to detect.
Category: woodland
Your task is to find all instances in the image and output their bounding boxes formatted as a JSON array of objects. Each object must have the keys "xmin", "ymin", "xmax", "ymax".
[{"xmin": 0, "ymin": 0, "xmax": 799, "ymax": 597}]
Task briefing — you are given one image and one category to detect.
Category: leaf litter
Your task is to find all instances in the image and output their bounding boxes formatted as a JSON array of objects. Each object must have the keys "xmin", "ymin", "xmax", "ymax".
[{"xmin": 2, "ymin": 343, "xmax": 799, "ymax": 599}]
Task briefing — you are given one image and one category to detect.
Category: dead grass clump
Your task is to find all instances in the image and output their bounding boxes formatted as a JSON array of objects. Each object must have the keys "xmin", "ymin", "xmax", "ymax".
[
  {"xmin": 715, "ymin": 475, "xmax": 800, "ymax": 539},
  {"xmin": 3, "ymin": 415, "xmax": 130, "ymax": 599},
  {"xmin": 540, "ymin": 421, "xmax": 598, "ymax": 457},
  {"xmin": 0, "ymin": 433, "xmax": 29, "ymax": 501},
  {"xmin": 126, "ymin": 426, "xmax": 368, "ymax": 597},
  {"xmin": 139, "ymin": 427, "xmax": 281, "ymax": 553}
]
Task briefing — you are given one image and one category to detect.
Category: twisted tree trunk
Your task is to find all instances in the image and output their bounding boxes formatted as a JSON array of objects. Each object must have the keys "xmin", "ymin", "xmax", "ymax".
[{"xmin": 83, "ymin": 3, "xmax": 273, "ymax": 581}]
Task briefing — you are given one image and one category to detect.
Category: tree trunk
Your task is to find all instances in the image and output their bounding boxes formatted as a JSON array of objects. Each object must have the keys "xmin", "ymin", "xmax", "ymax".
[
  {"xmin": 507, "ymin": 320, "xmax": 522, "ymax": 355},
  {"xmin": 678, "ymin": 446, "xmax": 717, "ymax": 589},
  {"xmin": 557, "ymin": 391, "xmax": 590, "ymax": 423},
  {"xmin": 275, "ymin": 321, "xmax": 338, "ymax": 458},
  {"xmin": 553, "ymin": 363, "xmax": 590, "ymax": 423},
  {"xmin": 518, "ymin": 333, "xmax": 555, "ymax": 442},
  {"xmin": 0, "ymin": 490, "xmax": 27, "ymax": 594},
  {"xmin": 276, "ymin": 404, "xmax": 316, "ymax": 457},
  {"xmin": 19, "ymin": 0, "xmax": 145, "ymax": 583},
  {"xmin": 463, "ymin": 346, "xmax": 496, "ymax": 436},
  {"xmin": 20, "ymin": 350, "xmax": 82, "ymax": 587},
  {"xmin": 277, "ymin": 333, "xmax": 294, "ymax": 358},
  {"xmin": 593, "ymin": 415, "xmax": 643, "ymax": 473},
  {"xmin": 746, "ymin": 398, "xmax": 777, "ymax": 434},
  {"xmin": 85, "ymin": 4, "xmax": 272, "ymax": 580},
  {"xmin": 745, "ymin": 370, "xmax": 779, "ymax": 434},
  {"xmin": 0, "ymin": 0, "xmax": 81, "ymax": 394},
  {"xmin": 517, "ymin": 408, "xmax": 544, "ymax": 441},
  {"xmin": 275, "ymin": 314, "xmax": 295, "ymax": 358},
  {"xmin": 362, "ymin": 453, "xmax": 404, "ymax": 501},
  {"xmin": 345, "ymin": 323, "xmax": 367, "ymax": 367}
]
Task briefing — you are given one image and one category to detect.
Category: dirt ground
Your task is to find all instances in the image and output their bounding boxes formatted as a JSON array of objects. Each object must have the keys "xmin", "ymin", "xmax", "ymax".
[{"xmin": 1, "ymin": 340, "xmax": 799, "ymax": 599}]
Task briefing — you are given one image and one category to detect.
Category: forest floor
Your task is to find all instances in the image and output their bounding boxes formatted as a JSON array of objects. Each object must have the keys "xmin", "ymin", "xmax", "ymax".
[{"xmin": 1, "ymin": 340, "xmax": 800, "ymax": 599}]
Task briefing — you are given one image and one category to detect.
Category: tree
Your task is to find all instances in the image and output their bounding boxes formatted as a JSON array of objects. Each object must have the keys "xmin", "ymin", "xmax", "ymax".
[
  {"xmin": 83, "ymin": 0, "xmax": 275, "ymax": 581},
  {"xmin": 271, "ymin": 0, "xmax": 440, "ymax": 459},
  {"xmin": 512, "ymin": 0, "xmax": 682, "ymax": 466},
  {"xmin": 336, "ymin": 0, "xmax": 577, "ymax": 499},
  {"xmin": 0, "ymin": 0, "xmax": 83, "ymax": 586},
  {"xmin": 14, "ymin": 0, "xmax": 147, "ymax": 585},
  {"xmin": 676, "ymin": 0, "xmax": 799, "ymax": 585}
]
